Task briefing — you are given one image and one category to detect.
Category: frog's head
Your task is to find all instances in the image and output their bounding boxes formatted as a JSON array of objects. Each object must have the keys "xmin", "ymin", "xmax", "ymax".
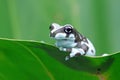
[{"xmin": 49, "ymin": 23, "xmax": 77, "ymax": 40}]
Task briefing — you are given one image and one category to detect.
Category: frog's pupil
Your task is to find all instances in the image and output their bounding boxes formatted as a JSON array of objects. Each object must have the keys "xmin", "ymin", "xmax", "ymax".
[{"xmin": 67, "ymin": 28, "xmax": 71, "ymax": 32}]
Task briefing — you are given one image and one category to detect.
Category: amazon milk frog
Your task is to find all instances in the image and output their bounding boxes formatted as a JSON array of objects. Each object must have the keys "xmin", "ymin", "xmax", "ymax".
[{"xmin": 49, "ymin": 23, "xmax": 96, "ymax": 60}]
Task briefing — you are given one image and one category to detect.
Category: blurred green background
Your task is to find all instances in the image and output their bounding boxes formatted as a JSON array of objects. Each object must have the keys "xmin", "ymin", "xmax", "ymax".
[{"xmin": 0, "ymin": 0, "xmax": 120, "ymax": 55}]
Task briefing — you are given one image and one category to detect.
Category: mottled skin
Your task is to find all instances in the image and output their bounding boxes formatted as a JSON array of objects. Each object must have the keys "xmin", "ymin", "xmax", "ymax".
[{"xmin": 49, "ymin": 23, "xmax": 96, "ymax": 60}]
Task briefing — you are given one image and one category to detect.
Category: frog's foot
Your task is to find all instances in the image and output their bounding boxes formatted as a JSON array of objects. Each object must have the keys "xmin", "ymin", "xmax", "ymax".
[
  {"xmin": 59, "ymin": 47, "xmax": 66, "ymax": 51},
  {"xmin": 65, "ymin": 56, "xmax": 70, "ymax": 61},
  {"xmin": 70, "ymin": 48, "xmax": 85, "ymax": 57},
  {"xmin": 65, "ymin": 48, "xmax": 85, "ymax": 61},
  {"xmin": 65, "ymin": 53, "xmax": 81, "ymax": 61},
  {"xmin": 102, "ymin": 53, "xmax": 109, "ymax": 56}
]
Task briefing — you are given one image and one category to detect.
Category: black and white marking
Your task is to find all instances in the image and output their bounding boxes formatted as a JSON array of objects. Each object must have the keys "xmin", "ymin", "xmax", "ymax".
[{"xmin": 49, "ymin": 23, "xmax": 96, "ymax": 60}]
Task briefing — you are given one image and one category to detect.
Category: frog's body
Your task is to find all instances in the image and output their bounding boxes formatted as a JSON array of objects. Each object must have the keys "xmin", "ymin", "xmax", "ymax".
[{"xmin": 49, "ymin": 23, "xmax": 96, "ymax": 60}]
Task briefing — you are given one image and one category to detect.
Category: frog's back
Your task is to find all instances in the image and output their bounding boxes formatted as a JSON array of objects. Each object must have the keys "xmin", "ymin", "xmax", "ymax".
[{"xmin": 74, "ymin": 33, "xmax": 96, "ymax": 56}]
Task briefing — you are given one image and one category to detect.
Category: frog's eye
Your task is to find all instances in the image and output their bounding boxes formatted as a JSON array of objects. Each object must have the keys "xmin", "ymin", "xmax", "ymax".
[{"xmin": 64, "ymin": 26, "xmax": 73, "ymax": 34}]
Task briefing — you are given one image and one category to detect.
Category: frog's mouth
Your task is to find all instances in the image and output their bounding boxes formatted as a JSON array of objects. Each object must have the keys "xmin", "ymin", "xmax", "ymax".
[
  {"xmin": 50, "ymin": 32, "xmax": 76, "ymax": 40},
  {"xmin": 54, "ymin": 37, "xmax": 76, "ymax": 41}
]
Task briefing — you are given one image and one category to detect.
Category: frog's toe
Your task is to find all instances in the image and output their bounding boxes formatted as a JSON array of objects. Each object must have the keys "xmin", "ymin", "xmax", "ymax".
[
  {"xmin": 102, "ymin": 53, "xmax": 109, "ymax": 56},
  {"xmin": 59, "ymin": 47, "xmax": 67, "ymax": 51},
  {"xmin": 65, "ymin": 56, "xmax": 70, "ymax": 61}
]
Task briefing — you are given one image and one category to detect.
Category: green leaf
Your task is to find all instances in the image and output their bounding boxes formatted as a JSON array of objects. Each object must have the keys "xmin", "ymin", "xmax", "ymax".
[
  {"xmin": 0, "ymin": 38, "xmax": 119, "ymax": 80},
  {"xmin": 1, "ymin": 0, "xmax": 120, "ymax": 55}
]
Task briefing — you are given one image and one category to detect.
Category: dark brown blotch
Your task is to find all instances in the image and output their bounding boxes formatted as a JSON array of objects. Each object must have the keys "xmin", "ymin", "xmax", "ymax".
[
  {"xmin": 75, "ymin": 53, "xmax": 81, "ymax": 56},
  {"xmin": 91, "ymin": 49, "xmax": 94, "ymax": 53},
  {"xmin": 76, "ymin": 43, "xmax": 89, "ymax": 53},
  {"xmin": 66, "ymin": 48, "xmax": 72, "ymax": 52}
]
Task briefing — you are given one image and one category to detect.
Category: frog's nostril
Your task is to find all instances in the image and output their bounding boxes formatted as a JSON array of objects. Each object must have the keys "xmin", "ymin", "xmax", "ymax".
[{"xmin": 49, "ymin": 24, "xmax": 54, "ymax": 30}]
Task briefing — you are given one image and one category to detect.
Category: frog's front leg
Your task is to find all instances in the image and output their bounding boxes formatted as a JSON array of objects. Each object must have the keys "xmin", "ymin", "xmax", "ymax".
[
  {"xmin": 65, "ymin": 48, "xmax": 85, "ymax": 60},
  {"xmin": 59, "ymin": 47, "xmax": 72, "ymax": 52}
]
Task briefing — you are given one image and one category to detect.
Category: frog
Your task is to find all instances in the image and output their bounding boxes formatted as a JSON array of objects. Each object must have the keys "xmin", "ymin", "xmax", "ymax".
[{"xmin": 49, "ymin": 23, "xmax": 96, "ymax": 60}]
